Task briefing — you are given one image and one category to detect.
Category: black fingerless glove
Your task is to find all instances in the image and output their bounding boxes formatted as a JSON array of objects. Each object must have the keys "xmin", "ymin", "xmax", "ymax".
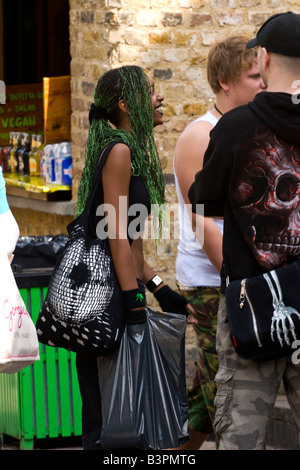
[
  {"xmin": 154, "ymin": 285, "xmax": 188, "ymax": 315},
  {"xmin": 122, "ymin": 288, "xmax": 147, "ymax": 324},
  {"xmin": 125, "ymin": 308, "xmax": 147, "ymax": 324}
]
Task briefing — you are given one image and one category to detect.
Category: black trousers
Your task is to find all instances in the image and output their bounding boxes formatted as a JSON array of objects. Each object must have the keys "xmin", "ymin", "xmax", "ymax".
[{"xmin": 76, "ymin": 354, "xmax": 102, "ymax": 450}]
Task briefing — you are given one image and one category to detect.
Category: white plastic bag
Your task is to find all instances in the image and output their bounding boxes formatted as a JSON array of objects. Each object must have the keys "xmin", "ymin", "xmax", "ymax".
[{"xmin": 0, "ymin": 250, "xmax": 40, "ymax": 373}]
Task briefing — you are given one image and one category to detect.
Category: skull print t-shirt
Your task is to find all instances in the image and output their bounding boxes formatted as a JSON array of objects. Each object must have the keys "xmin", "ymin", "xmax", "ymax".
[{"xmin": 190, "ymin": 91, "xmax": 300, "ymax": 289}]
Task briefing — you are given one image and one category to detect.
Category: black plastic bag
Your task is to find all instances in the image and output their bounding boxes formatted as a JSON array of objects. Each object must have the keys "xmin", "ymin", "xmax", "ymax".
[
  {"xmin": 13, "ymin": 235, "xmax": 68, "ymax": 269},
  {"xmin": 98, "ymin": 307, "xmax": 189, "ymax": 450}
]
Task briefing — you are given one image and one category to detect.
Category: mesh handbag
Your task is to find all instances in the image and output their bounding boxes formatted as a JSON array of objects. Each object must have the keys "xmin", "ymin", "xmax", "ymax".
[{"xmin": 36, "ymin": 142, "xmax": 125, "ymax": 355}]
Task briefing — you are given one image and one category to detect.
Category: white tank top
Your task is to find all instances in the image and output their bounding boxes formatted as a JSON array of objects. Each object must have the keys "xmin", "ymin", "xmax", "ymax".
[{"xmin": 174, "ymin": 111, "xmax": 223, "ymax": 287}]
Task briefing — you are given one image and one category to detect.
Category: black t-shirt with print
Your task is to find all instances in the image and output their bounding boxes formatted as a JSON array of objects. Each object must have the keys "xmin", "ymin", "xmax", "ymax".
[{"xmin": 189, "ymin": 92, "xmax": 300, "ymax": 290}]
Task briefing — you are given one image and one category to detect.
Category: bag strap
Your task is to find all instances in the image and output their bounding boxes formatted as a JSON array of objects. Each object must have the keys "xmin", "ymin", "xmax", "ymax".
[
  {"xmin": 84, "ymin": 141, "xmax": 121, "ymax": 213},
  {"xmin": 68, "ymin": 141, "xmax": 123, "ymax": 233}
]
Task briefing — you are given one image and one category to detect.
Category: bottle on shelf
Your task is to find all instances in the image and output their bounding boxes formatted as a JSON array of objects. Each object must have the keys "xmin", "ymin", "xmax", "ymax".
[
  {"xmin": 55, "ymin": 141, "xmax": 72, "ymax": 186},
  {"xmin": 21, "ymin": 133, "xmax": 31, "ymax": 177},
  {"xmin": 29, "ymin": 134, "xmax": 40, "ymax": 176},
  {"xmin": 37, "ymin": 134, "xmax": 45, "ymax": 180},
  {"xmin": 17, "ymin": 133, "xmax": 25, "ymax": 175},
  {"xmin": 44, "ymin": 144, "xmax": 56, "ymax": 183},
  {"xmin": 2, "ymin": 133, "xmax": 13, "ymax": 172},
  {"xmin": 10, "ymin": 132, "xmax": 20, "ymax": 173}
]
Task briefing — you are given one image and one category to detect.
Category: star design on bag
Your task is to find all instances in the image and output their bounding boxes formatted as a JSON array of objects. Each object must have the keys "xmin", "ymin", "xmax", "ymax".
[{"xmin": 69, "ymin": 262, "xmax": 89, "ymax": 288}]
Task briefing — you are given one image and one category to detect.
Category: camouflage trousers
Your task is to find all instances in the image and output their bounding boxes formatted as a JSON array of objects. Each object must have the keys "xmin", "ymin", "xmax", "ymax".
[
  {"xmin": 177, "ymin": 283, "xmax": 220, "ymax": 435},
  {"xmin": 215, "ymin": 295, "xmax": 300, "ymax": 450}
]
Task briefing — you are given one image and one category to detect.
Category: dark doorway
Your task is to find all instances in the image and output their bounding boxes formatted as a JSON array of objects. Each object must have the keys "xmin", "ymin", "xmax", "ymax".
[{"xmin": 2, "ymin": 0, "xmax": 70, "ymax": 85}]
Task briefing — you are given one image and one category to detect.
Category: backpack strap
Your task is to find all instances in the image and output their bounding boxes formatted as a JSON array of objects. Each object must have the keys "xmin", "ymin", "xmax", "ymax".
[
  {"xmin": 85, "ymin": 141, "xmax": 121, "ymax": 212},
  {"xmin": 68, "ymin": 141, "xmax": 123, "ymax": 234}
]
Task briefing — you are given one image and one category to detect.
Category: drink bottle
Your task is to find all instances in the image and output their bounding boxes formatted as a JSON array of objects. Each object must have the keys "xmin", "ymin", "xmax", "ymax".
[
  {"xmin": 37, "ymin": 135, "xmax": 45, "ymax": 180},
  {"xmin": 55, "ymin": 141, "xmax": 72, "ymax": 185},
  {"xmin": 45, "ymin": 144, "xmax": 55, "ymax": 183},
  {"xmin": 21, "ymin": 133, "xmax": 31, "ymax": 176},
  {"xmin": 10, "ymin": 132, "xmax": 20, "ymax": 173},
  {"xmin": 1, "ymin": 133, "xmax": 13, "ymax": 172}
]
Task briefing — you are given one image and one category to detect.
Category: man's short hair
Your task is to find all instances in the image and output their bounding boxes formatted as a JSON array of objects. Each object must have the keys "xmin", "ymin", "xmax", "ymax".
[{"xmin": 207, "ymin": 35, "xmax": 257, "ymax": 94}]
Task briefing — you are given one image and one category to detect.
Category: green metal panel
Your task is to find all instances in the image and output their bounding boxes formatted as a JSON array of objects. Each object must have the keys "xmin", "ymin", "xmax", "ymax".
[
  {"xmin": 0, "ymin": 372, "xmax": 20, "ymax": 438},
  {"xmin": 0, "ymin": 283, "xmax": 82, "ymax": 450},
  {"xmin": 45, "ymin": 346, "xmax": 60, "ymax": 438},
  {"xmin": 58, "ymin": 348, "xmax": 72, "ymax": 436},
  {"xmin": 70, "ymin": 352, "xmax": 82, "ymax": 436}
]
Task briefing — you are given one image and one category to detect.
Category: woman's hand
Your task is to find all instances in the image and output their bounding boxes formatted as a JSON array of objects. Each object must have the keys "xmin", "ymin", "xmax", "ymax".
[{"xmin": 154, "ymin": 285, "xmax": 198, "ymax": 323}]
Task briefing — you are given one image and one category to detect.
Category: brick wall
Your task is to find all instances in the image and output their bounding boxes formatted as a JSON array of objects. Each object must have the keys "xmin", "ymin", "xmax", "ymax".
[{"xmin": 11, "ymin": 206, "xmax": 73, "ymax": 236}]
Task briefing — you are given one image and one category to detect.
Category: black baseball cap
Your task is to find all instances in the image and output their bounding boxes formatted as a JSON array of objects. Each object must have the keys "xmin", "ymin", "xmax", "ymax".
[{"xmin": 246, "ymin": 11, "xmax": 300, "ymax": 57}]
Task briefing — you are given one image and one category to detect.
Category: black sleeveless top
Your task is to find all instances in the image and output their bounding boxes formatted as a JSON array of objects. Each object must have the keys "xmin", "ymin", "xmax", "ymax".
[{"xmin": 88, "ymin": 141, "xmax": 151, "ymax": 244}]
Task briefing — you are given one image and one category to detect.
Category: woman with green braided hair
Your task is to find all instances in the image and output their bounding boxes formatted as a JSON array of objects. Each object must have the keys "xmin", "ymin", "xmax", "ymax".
[
  {"xmin": 75, "ymin": 66, "xmax": 194, "ymax": 450},
  {"xmin": 75, "ymin": 65, "xmax": 166, "ymax": 217}
]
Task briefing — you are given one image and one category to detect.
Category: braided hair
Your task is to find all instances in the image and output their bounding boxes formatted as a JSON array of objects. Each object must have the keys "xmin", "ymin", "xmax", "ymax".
[{"xmin": 75, "ymin": 66, "xmax": 166, "ymax": 217}]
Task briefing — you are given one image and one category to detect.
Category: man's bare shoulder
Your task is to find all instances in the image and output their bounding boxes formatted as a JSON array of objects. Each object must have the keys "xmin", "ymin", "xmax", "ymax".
[
  {"xmin": 176, "ymin": 119, "xmax": 214, "ymax": 153},
  {"xmin": 179, "ymin": 118, "xmax": 214, "ymax": 141}
]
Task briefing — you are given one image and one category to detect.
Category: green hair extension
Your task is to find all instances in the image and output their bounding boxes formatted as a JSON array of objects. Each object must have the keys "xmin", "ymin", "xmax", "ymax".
[{"xmin": 75, "ymin": 66, "xmax": 166, "ymax": 222}]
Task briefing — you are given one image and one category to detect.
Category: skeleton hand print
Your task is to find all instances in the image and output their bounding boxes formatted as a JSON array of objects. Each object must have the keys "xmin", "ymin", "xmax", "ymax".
[
  {"xmin": 230, "ymin": 128, "xmax": 300, "ymax": 269},
  {"xmin": 264, "ymin": 270, "xmax": 300, "ymax": 347}
]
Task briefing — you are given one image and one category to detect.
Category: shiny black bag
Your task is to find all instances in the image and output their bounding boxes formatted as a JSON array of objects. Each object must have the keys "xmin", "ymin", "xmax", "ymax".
[
  {"xmin": 98, "ymin": 307, "xmax": 189, "ymax": 449},
  {"xmin": 36, "ymin": 142, "xmax": 125, "ymax": 355},
  {"xmin": 226, "ymin": 259, "xmax": 300, "ymax": 361}
]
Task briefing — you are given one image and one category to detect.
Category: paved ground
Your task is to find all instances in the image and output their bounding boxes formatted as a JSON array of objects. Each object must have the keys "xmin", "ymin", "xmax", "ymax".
[
  {"xmin": 1, "ymin": 437, "xmax": 276, "ymax": 451},
  {"xmin": 1, "ymin": 433, "xmax": 216, "ymax": 451},
  {"xmin": 1, "ymin": 440, "xmax": 213, "ymax": 451},
  {"xmin": 1, "ymin": 394, "xmax": 297, "ymax": 452}
]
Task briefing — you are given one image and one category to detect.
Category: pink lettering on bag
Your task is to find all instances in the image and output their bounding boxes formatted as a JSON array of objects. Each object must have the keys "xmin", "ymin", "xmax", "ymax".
[{"xmin": 3, "ymin": 299, "xmax": 29, "ymax": 332}]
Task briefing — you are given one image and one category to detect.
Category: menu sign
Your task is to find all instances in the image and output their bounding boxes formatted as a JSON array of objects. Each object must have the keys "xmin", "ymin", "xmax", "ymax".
[{"xmin": 0, "ymin": 83, "xmax": 43, "ymax": 146}]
